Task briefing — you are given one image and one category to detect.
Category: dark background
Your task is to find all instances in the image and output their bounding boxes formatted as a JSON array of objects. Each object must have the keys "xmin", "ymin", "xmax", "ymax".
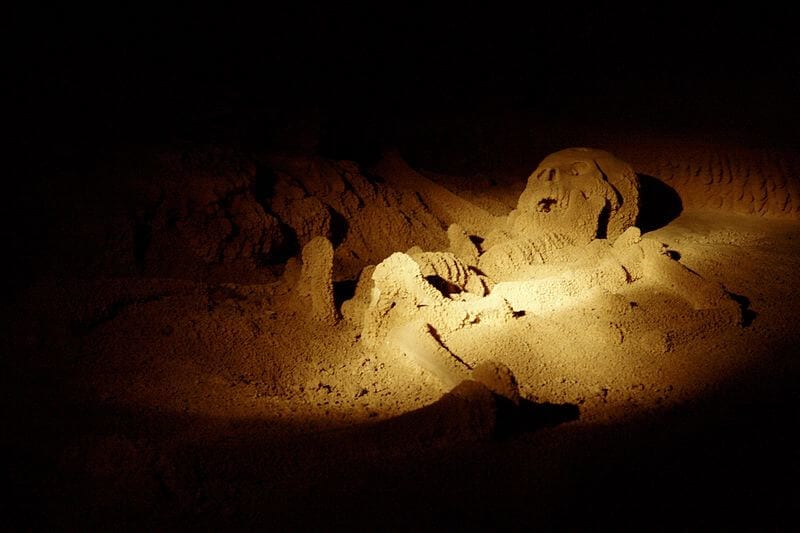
[
  {"xmin": 4, "ymin": 6, "xmax": 799, "ymax": 528},
  {"xmin": 6, "ymin": 3, "xmax": 799, "ymax": 298},
  {"xmin": 9, "ymin": 4, "xmax": 800, "ymax": 159}
]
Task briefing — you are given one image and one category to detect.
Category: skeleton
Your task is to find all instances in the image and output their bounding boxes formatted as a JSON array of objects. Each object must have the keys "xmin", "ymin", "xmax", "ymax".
[
  {"xmin": 512, "ymin": 148, "xmax": 640, "ymax": 242},
  {"xmin": 337, "ymin": 149, "xmax": 742, "ymax": 391},
  {"xmin": 480, "ymin": 148, "xmax": 640, "ymax": 280}
]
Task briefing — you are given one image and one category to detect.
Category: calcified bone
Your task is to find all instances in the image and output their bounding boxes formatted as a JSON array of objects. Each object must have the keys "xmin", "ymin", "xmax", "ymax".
[
  {"xmin": 446, "ymin": 223, "xmax": 480, "ymax": 266},
  {"xmin": 388, "ymin": 320, "xmax": 471, "ymax": 388},
  {"xmin": 349, "ymin": 148, "xmax": 741, "ymax": 371},
  {"xmin": 409, "ymin": 251, "xmax": 488, "ymax": 297},
  {"xmin": 388, "ymin": 320, "xmax": 521, "ymax": 403},
  {"xmin": 360, "ymin": 252, "xmax": 514, "ymax": 347},
  {"xmin": 509, "ymin": 147, "xmax": 640, "ymax": 245}
]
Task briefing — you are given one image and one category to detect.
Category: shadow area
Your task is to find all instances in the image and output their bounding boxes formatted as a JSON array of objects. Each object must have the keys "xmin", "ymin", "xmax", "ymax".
[
  {"xmin": 9, "ymin": 378, "xmax": 578, "ymax": 530},
  {"xmin": 495, "ymin": 396, "xmax": 580, "ymax": 439},
  {"xmin": 636, "ymin": 174, "xmax": 683, "ymax": 232},
  {"xmin": 321, "ymin": 380, "xmax": 579, "ymax": 451},
  {"xmin": 10, "ymin": 346, "xmax": 799, "ymax": 531},
  {"xmin": 727, "ymin": 290, "xmax": 758, "ymax": 327}
]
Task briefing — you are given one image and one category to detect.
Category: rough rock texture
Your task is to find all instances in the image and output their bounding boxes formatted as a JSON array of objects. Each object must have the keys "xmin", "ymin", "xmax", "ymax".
[
  {"xmin": 14, "ymin": 132, "xmax": 800, "ymax": 529},
  {"xmin": 57, "ymin": 146, "xmax": 457, "ymax": 284},
  {"xmin": 472, "ymin": 361, "xmax": 520, "ymax": 404},
  {"xmin": 351, "ymin": 148, "xmax": 739, "ymax": 354},
  {"xmin": 508, "ymin": 147, "xmax": 640, "ymax": 245},
  {"xmin": 409, "ymin": 251, "xmax": 486, "ymax": 297},
  {"xmin": 269, "ymin": 193, "xmax": 332, "ymax": 249},
  {"xmin": 266, "ymin": 154, "xmax": 450, "ymax": 280},
  {"xmin": 296, "ymin": 236, "xmax": 339, "ymax": 324},
  {"xmin": 447, "ymin": 223, "xmax": 480, "ymax": 265},
  {"xmin": 611, "ymin": 141, "xmax": 800, "ymax": 218},
  {"xmin": 487, "ymin": 233, "xmax": 739, "ymax": 322},
  {"xmin": 478, "ymin": 233, "xmax": 573, "ymax": 281},
  {"xmin": 362, "ymin": 252, "xmax": 514, "ymax": 346},
  {"xmin": 374, "ymin": 150, "xmax": 503, "ymax": 236},
  {"xmin": 340, "ymin": 264, "xmax": 376, "ymax": 324},
  {"xmin": 126, "ymin": 146, "xmax": 288, "ymax": 277},
  {"xmin": 388, "ymin": 320, "xmax": 471, "ymax": 388}
]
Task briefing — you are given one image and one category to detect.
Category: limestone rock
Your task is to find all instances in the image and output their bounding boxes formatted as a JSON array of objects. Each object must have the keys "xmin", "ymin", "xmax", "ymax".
[
  {"xmin": 360, "ymin": 252, "xmax": 513, "ymax": 346},
  {"xmin": 447, "ymin": 223, "xmax": 480, "ymax": 266},
  {"xmin": 472, "ymin": 361, "xmax": 520, "ymax": 405},
  {"xmin": 340, "ymin": 265, "xmax": 376, "ymax": 324},
  {"xmin": 410, "ymin": 251, "xmax": 470, "ymax": 294},
  {"xmin": 478, "ymin": 234, "xmax": 572, "ymax": 282},
  {"xmin": 297, "ymin": 236, "xmax": 339, "ymax": 324},
  {"xmin": 388, "ymin": 320, "xmax": 471, "ymax": 388},
  {"xmin": 271, "ymin": 195, "xmax": 332, "ymax": 248}
]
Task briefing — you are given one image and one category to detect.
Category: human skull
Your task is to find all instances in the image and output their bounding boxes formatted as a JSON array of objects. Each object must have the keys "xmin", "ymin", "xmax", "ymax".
[{"xmin": 508, "ymin": 148, "xmax": 640, "ymax": 245}]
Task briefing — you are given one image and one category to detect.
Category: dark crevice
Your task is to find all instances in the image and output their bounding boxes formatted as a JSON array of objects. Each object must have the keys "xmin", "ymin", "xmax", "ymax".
[
  {"xmin": 250, "ymin": 164, "xmax": 303, "ymax": 265},
  {"xmin": 261, "ymin": 223, "xmax": 298, "ymax": 265},
  {"xmin": 333, "ymin": 278, "xmax": 358, "ymax": 310},
  {"xmin": 494, "ymin": 396, "xmax": 580, "ymax": 440},
  {"xmin": 468, "ymin": 235, "xmax": 485, "ymax": 252},
  {"xmin": 426, "ymin": 324, "xmax": 472, "ymax": 370},
  {"xmin": 253, "ymin": 163, "xmax": 278, "ymax": 203},
  {"xmin": 337, "ymin": 168, "xmax": 366, "ymax": 208},
  {"xmin": 329, "ymin": 208, "xmax": 350, "ymax": 247},
  {"xmin": 595, "ymin": 160, "xmax": 624, "ymax": 207},
  {"xmin": 425, "ymin": 275, "xmax": 462, "ymax": 296},
  {"xmin": 362, "ymin": 169, "xmax": 385, "ymax": 185},
  {"xmin": 596, "ymin": 199, "xmax": 611, "ymax": 239},
  {"xmin": 215, "ymin": 184, "xmax": 252, "ymax": 263},
  {"xmin": 218, "ymin": 210, "xmax": 241, "ymax": 264},
  {"xmin": 637, "ymin": 174, "xmax": 683, "ymax": 233},
  {"xmin": 594, "ymin": 160, "xmax": 608, "ymax": 181},
  {"xmin": 414, "ymin": 191, "xmax": 432, "ymax": 213},
  {"xmin": 468, "ymin": 264, "xmax": 487, "ymax": 277},
  {"xmin": 726, "ymin": 291, "xmax": 757, "ymax": 327}
]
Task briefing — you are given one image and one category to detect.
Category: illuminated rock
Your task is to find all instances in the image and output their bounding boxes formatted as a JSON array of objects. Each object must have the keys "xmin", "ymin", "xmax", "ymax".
[
  {"xmin": 340, "ymin": 264, "xmax": 376, "ymax": 324},
  {"xmin": 447, "ymin": 223, "xmax": 480, "ymax": 266},
  {"xmin": 410, "ymin": 251, "xmax": 471, "ymax": 292},
  {"xmin": 388, "ymin": 320, "xmax": 470, "ymax": 388},
  {"xmin": 297, "ymin": 236, "xmax": 339, "ymax": 324},
  {"xmin": 639, "ymin": 240, "xmax": 734, "ymax": 312},
  {"xmin": 361, "ymin": 252, "xmax": 513, "ymax": 346},
  {"xmin": 508, "ymin": 148, "xmax": 640, "ymax": 245},
  {"xmin": 472, "ymin": 361, "xmax": 520, "ymax": 405},
  {"xmin": 613, "ymin": 225, "xmax": 642, "ymax": 249},
  {"xmin": 478, "ymin": 233, "xmax": 573, "ymax": 282},
  {"xmin": 409, "ymin": 251, "xmax": 487, "ymax": 297},
  {"xmin": 479, "ymin": 148, "xmax": 640, "ymax": 282},
  {"xmin": 351, "ymin": 148, "xmax": 740, "ymax": 374}
]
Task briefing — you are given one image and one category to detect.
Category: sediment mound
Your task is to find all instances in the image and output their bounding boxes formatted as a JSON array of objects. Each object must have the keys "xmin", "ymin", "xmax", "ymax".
[
  {"xmin": 70, "ymin": 146, "xmax": 453, "ymax": 283},
  {"xmin": 612, "ymin": 141, "xmax": 800, "ymax": 218}
]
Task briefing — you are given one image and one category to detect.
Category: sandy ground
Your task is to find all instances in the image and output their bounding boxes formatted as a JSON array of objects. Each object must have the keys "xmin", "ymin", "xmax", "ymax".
[{"xmin": 4, "ymin": 135, "xmax": 799, "ymax": 529}]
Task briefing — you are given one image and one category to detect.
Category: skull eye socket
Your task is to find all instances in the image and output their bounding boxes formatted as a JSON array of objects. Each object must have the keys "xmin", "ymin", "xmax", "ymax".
[
  {"xmin": 570, "ymin": 161, "xmax": 591, "ymax": 176},
  {"xmin": 537, "ymin": 168, "xmax": 557, "ymax": 181}
]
